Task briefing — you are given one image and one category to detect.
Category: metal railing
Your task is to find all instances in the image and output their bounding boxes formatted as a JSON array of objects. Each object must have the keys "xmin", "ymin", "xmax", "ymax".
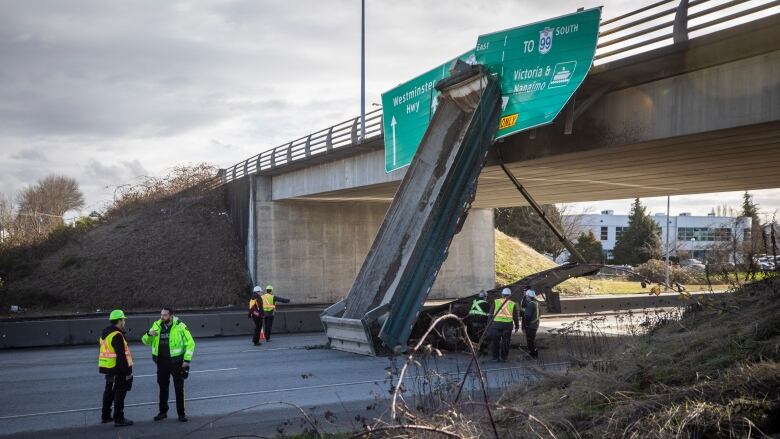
[{"xmin": 214, "ymin": 0, "xmax": 779, "ymax": 187}]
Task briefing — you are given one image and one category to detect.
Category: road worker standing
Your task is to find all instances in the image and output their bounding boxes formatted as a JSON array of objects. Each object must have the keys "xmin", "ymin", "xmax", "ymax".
[
  {"xmin": 142, "ymin": 307, "xmax": 195, "ymax": 422},
  {"xmin": 248, "ymin": 286, "xmax": 265, "ymax": 345},
  {"xmin": 489, "ymin": 288, "xmax": 520, "ymax": 362},
  {"xmin": 260, "ymin": 285, "xmax": 290, "ymax": 341},
  {"xmin": 466, "ymin": 290, "xmax": 490, "ymax": 352},
  {"xmin": 99, "ymin": 309, "xmax": 134, "ymax": 427},
  {"xmin": 522, "ymin": 290, "xmax": 541, "ymax": 358}
]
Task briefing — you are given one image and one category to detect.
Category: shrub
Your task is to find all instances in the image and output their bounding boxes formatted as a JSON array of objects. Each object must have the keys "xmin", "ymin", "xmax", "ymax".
[{"xmin": 634, "ymin": 259, "xmax": 706, "ymax": 284}]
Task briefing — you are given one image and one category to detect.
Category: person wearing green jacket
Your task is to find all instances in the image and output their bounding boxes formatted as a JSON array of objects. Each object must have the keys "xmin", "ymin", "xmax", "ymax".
[{"xmin": 141, "ymin": 307, "xmax": 195, "ymax": 422}]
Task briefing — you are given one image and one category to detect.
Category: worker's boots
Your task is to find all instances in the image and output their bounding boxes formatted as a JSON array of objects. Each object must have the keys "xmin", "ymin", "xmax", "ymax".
[{"xmin": 114, "ymin": 417, "xmax": 134, "ymax": 427}]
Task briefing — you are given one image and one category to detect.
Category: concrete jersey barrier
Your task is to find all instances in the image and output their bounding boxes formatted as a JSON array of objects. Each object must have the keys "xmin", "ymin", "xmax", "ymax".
[{"xmin": 0, "ymin": 309, "xmax": 323, "ymax": 349}]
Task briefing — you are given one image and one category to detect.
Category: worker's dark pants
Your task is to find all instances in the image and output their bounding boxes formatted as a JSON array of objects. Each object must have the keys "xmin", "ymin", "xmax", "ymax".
[
  {"xmin": 156, "ymin": 359, "xmax": 185, "ymax": 416},
  {"xmin": 102, "ymin": 375, "xmax": 129, "ymax": 420},
  {"xmin": 263, "ymin": 314, "xmax": 275, "ymax": 340},
  {"xmin": 490, "ymin": 321, "xmax": 514, "ymax": 360},
  {"xmin": 251, "ymin": 317, "xmax": 264, "ymax": 344},
  {"xmin": 467, "ymin": 315, "xmax": 488, "ymax": 351},
  {"xmin": 525, "ymin": 327, "xmax": 539, "ymax": 358}
]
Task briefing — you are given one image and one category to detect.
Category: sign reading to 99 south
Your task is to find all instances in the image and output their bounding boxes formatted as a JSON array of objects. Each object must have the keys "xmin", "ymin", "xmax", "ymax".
[{"xmin": 475, "ymin": 8, "xmax": 601, "ymax": 138}]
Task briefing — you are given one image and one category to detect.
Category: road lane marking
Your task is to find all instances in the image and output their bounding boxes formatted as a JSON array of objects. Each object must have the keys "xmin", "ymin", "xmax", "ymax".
[
  {"xmin": 0, "ymin": 363, "xmax": 569, "ymax": 421},
  {"xmin": 240, "ymin": 347, "xmax": 298, "ymax": 352},
  {"xmin": 134, "ymin": 367, "xmax": 237, "ymax": 378}
]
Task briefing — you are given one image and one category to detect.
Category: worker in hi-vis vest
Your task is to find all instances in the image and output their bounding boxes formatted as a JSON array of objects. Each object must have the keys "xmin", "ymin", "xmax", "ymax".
[
  {"xmin": 141, "ymin": 307, "xmax": 195, "ymax": 422},
  {"xmin": 522, "ymin": 289, "xmax": 541, "ymax": 358},
  {"xmin": 488, "ymin": 288, "xmax": 520, "ymax": 362},
  {"xmin": 466, "ymin": 290, "xmax": 490, "ymax": 352},
  {"xmin": 260, "ymin": 284, "xmax": 290, "ymax": 341},
  {"xmin": 99, "ymin": 309, "xmax": 134, "ymax": 427},
  {"xmin": 248, "ymin": 286, "xmax": 265, "ymax": 345}
]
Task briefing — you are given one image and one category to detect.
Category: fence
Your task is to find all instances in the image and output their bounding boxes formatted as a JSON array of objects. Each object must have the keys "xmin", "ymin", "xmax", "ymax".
[{"xmin": 212, "ymin": 0, "xmax": 779, "ymax": 188}]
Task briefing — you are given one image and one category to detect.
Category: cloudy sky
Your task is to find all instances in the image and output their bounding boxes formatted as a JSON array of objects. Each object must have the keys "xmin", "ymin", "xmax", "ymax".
[{"xmin": 1, "ymin": 0, "xmax": 778, "ymax": 220}]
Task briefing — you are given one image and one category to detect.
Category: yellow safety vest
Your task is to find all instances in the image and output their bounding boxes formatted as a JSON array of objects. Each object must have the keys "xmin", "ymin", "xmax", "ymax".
[
  {"xmin": 493, "ymin": 299, "xmax": 515, "ymax": 323},
  {"xmin": 469, "ymin": 299, "xmax": 488, "ymax": 316},
  {"xmin": 261, "ymin": 293, "xmax": 276, "ymax": 312},
  {"xmin": 98, "ymin": 330, "xmax": 133, "ymax": 369}
]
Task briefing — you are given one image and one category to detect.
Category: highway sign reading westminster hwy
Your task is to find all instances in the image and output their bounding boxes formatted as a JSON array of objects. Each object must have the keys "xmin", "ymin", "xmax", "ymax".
[
  {"xmin": 381, "ymin": 8, "xmax": 600, "ymax": 172},
  {"xmin": 476, "ymin": 7, "xmax": 601, "ymax": 138},
  {"xmin": 381, "ymin": 51, "xmax": 475, "ymax": 173}
]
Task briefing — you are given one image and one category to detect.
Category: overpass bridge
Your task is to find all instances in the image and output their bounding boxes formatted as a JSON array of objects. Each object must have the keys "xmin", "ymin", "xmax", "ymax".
[{"xmin": 219, "ymin": 0, "xmax": 780, "ymax": 312}]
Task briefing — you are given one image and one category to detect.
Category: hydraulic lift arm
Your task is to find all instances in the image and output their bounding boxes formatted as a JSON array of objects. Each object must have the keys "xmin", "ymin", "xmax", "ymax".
[{"xmin": 495, "ymin": 146, "xmax": 586, "ymax": 264}]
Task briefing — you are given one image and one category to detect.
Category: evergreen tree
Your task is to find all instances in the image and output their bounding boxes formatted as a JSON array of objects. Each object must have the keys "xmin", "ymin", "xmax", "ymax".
[
  {"xmin": 742, "ymin": 191, "xmax": 759, "ymax": 219},
  {"xmin": 571, "ymin": 230, "xmax": 604, "ymax": 263},
  {"xmin": 612, "ymin": 198, "xmax": 662, "ymax": 265},
  {"xmin": 741, "ymin": 191, "xmax": 764, "ymax": 254}
]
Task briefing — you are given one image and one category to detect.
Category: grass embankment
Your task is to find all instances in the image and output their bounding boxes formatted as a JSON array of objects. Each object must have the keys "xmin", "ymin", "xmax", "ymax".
[
  {"xmin": 0, "ymin": 167, "xmax": 248, "ymax": 315},
  {"xmin": 495, "ymin": 230, "xmax": 726, "ymax": 294},
  {"xmin": 491, "ymin": 277, "xmax": 780, "ymax": 438},
  {"xmin": 375, "ymin": 278, "xmax": 780, "ymax": 438}
]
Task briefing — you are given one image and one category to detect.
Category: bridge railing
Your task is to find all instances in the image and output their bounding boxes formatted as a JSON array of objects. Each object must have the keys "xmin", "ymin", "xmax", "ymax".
[
  {"xmin": 595, "ymin": 0, "xmax": 780, "ymax": 64},
  {"xmin": 215, "ymin": 0, "xmax": 779, "ymax": 187}
]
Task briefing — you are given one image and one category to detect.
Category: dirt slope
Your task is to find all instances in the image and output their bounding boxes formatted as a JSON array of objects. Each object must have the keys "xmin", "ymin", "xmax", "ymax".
[{"xmin": 3, "ymin": 189, "xmax": 249, "ymax": 314}]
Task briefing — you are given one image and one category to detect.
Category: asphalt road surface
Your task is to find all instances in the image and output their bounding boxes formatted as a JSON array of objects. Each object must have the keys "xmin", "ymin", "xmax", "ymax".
[{"xmin": 0, "ymin": 332, "xmax": 564, "ymax": 438}]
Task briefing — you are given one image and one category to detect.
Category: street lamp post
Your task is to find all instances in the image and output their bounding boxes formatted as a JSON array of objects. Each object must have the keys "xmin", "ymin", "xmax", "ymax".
[
  {"xmin": 360, "ymin": 0, "xmax": 366, "ymax": 143},
  {"xmin": 664, "ymin": 196, "xmax": 670, "ymax": 290}
]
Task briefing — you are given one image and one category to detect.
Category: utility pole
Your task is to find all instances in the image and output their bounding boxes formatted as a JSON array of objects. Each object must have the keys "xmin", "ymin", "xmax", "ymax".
[
  {"xmin": 665, "ymin": 195, "xmax": 671, "ymax": 290},
  {"xmin": 360, "ymin": 0, "xmax": 366, "ymax": 143}
]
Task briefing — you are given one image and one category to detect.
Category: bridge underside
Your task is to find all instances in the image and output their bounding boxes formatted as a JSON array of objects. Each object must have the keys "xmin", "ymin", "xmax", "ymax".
[
  {"xmin": 287, "ymin": 121, "xmax": 780, "ymax": 208},
  {"xmin": 273, "ymin": 17, "xmax": 780, "ymax": 208}
]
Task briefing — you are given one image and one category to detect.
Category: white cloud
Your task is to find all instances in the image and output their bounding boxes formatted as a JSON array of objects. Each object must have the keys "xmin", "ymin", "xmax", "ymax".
[{"xmin": 0, "ymin": 0, "xmax": 777, "ymax": 217}]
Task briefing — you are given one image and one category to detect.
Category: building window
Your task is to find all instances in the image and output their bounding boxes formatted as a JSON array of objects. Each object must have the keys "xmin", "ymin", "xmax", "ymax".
[
  {"xmin": 600, "ymin": 226, "xmax": 608, "ymax": 240},
  {"xmin": 615, "ymin": 226, "xmax": 628, "ymax": 240},
  {"xmin": 677, "ymin": 227, "xmax": 732, "ymax": 242}
]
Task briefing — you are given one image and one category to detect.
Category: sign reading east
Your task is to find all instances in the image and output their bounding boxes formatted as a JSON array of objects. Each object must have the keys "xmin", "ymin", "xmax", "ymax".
[
  {"xmin": 381, "ymin": 51, "xmax": 475, "ymax": 173},
  {"xmin": 475, "ymin": 8, "xmax": 601, "ymax": 138}
]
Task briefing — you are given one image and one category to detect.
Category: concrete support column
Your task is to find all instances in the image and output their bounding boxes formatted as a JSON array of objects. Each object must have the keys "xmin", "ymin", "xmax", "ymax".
[{"xmin": 255, "ymin": 178, "xmax": 495, "ymax": 304}]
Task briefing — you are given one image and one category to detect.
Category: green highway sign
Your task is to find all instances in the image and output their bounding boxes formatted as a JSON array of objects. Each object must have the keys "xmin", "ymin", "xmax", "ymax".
[
  {"xmin": 476, "ymin": 8, "xmax": 601, "ymax": 138},
  {"xmin": 381, "ymin": 8, "xmax": 600, "ymax": 172},
  {"xmin": 381, "ymin": 51, "xmax": 475, "ymax": 173}
]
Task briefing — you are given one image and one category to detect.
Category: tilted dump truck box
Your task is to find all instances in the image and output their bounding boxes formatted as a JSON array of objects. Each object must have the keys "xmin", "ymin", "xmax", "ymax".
[{"xmin": 321, "ymin": 63, "xmax": 502, "ymax": 355}]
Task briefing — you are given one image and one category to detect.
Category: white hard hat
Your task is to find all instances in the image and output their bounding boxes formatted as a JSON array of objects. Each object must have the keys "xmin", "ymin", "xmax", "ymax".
[
  {"xmin": 501, "ymin": 288, "xmax": 511, "ymax": 296},
  {"xmin": 526, "ymin": 289, "xmax": 536, "ymax": 298},
  {"xmin": 253, "ymin": 286, "xmax": 261, "ymax": 292}
]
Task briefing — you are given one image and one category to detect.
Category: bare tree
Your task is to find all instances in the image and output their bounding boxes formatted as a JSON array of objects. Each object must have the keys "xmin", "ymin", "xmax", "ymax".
[
  {"xmin": 559, "ymin": 203, "xmax": 591, "ymax": 242},
  {"xmin": 0, "ymin": 195, "xmax": 14, "ymax": 245},
  {"xmin": 15, "ymin": 175, "xmax": 84, "ymax": 240}
]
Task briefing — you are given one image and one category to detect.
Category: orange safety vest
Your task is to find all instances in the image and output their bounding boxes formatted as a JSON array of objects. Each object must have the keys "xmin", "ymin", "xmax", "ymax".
[
  {"xmin": 261, "ymin": 293, "xmax": 276, "ymax": 312},
  {"xmin": 98, "ymin": 330, "xmax": 133, "ymax": 369},
  {"xmin": 493, "ymin": 299, "xmax": 515, "ymax": 323}
]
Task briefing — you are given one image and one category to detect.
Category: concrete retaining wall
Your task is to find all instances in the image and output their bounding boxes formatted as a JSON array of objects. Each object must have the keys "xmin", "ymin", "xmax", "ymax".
[
  {"xmin": 557, "ymin": 292, "xmax": 710, "ymax": 315},
  {"xmin": 0, "ymin": 309, "xmax": 323, "ymax": 349}
]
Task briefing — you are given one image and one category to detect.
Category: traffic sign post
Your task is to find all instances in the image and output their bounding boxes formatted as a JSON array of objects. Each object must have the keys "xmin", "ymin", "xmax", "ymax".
[
  {"xmin": 381, "ymin": 51, "xmax": 475, "ymax": 173},
  {"xmin": 476, "ymin": 8, "xmax": 601, "ymax": 138}
]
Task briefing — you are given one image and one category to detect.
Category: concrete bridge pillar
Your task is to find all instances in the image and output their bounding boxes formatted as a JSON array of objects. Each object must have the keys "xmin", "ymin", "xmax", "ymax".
[{"xmin": 254, "ymin": 177, "xmax": 495, "ymax": 305}]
